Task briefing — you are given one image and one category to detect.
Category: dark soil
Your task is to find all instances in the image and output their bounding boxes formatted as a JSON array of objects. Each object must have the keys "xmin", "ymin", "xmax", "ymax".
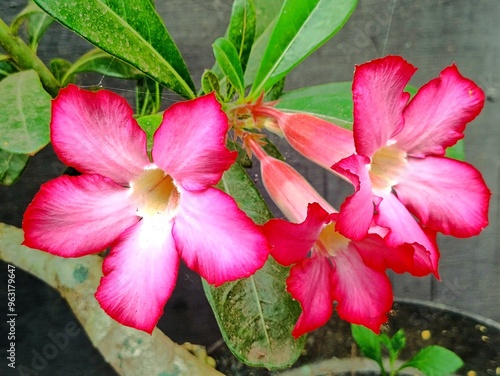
[{"xmin": 208, "ymin": 300, "xmax": 500, "ymax": 375}]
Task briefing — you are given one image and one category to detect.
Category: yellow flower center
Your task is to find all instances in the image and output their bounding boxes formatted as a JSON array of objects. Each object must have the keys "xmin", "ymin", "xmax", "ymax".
[
  {"xmin": 130, "ymin": 168, "xmax": 180, "ymax": 218},
  {"xmin": 369, "ymin": 145, "xmax": 407, "ymax": 192},
  {"xmin": 314, "ymin": 222, "xmax": 350, "ymax": 257}
]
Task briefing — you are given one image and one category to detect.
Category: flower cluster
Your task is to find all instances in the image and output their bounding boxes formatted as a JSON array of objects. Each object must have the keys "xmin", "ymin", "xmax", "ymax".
[
  {"xmin": 248, "ymin": 56, "xmax": 490, "ymax": 337},
  {"xmin": 23, "ymin": 56, "xmax": 490, "ymax": 337}
]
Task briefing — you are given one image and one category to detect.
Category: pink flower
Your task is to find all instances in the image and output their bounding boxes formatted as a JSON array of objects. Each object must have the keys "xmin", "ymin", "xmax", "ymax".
[
  {"xmin": 23, "ymin": 85, "xmax": 269, "ymax": 333},
  {"xmin": 249, "ymin": 140, "xmax": 437, "ymax": 338},
  {"xmin": 333, "ymin": 56, "xmax": 490, "ymax": 242}
]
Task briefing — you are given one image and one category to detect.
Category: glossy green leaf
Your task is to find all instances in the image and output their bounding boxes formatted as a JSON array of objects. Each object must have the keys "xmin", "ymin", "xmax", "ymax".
[
  {"xmin": 0, "ymin": 149, "xmax": 29, "ymax": 185},
  {"xmin": 351, "ymin": 324, "xmax": 383, "ymax": 365},
  {"xmin": 136, "ymin": 113, "xmax": 162, "ymax": 154},
  {"xmin": 60, "ymin": 49, "xmax": 143, "ymax": 86},
  {"xmin": 204, "ymin": 162, "xmax": 305, "ymax": 369},
  {"xmin": 0, "ymin": 70, "xmax": 51, "ymax": 154},
  {"xmin": 249, "ymin": 0, "xmax": 357, "ymax": 97},
  {"xmin": 227, "ymin": 0, "xmax": 256, "ymax": 72},
  {"xmin": 400, "ymin": 345, "xmax": 464, "ymax": 376},
  {"xmin": 277, "ymin": 82, "xmax": 354, "ymax": 129},
  {"xmin": 213, "ymin": 37, "xmax": 245, "ymax": 97},
  {"xmin": 380, "ymin": 329, "xmax": 406, "ymax": 363},
  {"xmin": 10, "ymin": 1, "xmax": 53, "ymax": 51},
  {"xmin": 33, "ymin": 0, "xmax": 195, "ymax": 99},
  {"xmin": 244, "ymin": 0, "xmax": 284, "ymax": 87}
]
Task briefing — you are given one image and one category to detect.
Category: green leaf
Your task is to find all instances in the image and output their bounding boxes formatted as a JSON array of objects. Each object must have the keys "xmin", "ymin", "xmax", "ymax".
[
  {"xmin": 0, "ymin": 59, "xmax": 18, "ymax": 80},
  {"xmin": 204, "ymin": 162, "xmax": 305, "ymax": 369},
  {"xmin": 445, "ymin": 139, "xmax": 465, "ymax": 161},
  {"xmin": 213, "ymin": 38, "xmax": 245, "ymax": 98},
  {"xmin": 249, "ymin": 0, "xmax": 357, "ymax": 97},
  {"xmin": 136, "ymin": 113, "xmax": 162, "ymax": 154},
  {"xmin": 33, "ymin": 0, "xmax": 195, "ymax": 99},
  {"xmin": 277, "ymin": 82, "xmax": 354, "ymax": 129},
  {"xmin": 400, "ymin": 345, "xmax": 464, "ymax": 376},
  {"xmin": 60, "ymin": 49, "xmax": 143, "ymax": 86},
  {"xmin": 227, "ymin": 0, "xmax": 256, "ymax": 72},
  {"xmin": 0, "ymin": 149, "xmax": 29, "ymax": 185},
  {"xmin": 351, "ymin": 325, "xmax": 382, "ymax": 364},
  {"xmin": 0, "ymin": 70, "xmax": 51, "ymax": 154},
  {"xmin": 201, "ymin": 69, "xmax": 223, "ymax": 101},
  {"xmin": 380, "ymin": 329, "xmax": 406, "ymax": 363},
  {"xmin": 135, "ymin": 77, "xmax": 162, "ymax": 117},
  {"xmin": 10, "ymin": 1, "xmax": 53, "ymax": 51},
  {"xmin": 50, "ymin": 58, "xmax": 73, "ymax": 83}
]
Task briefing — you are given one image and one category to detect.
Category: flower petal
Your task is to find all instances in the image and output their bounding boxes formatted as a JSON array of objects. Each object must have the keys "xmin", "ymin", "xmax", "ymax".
[
  {"xmin": 331, "ymin": 247, "xmax": 392, "ymax": 333},
  {"xmin": 375, "ymin": 193, "xmax": 440, "ymax": 276},
  {"xmin": 396, "ymin": 64, "xmax": 485, "ymax": 157},
  {"xmin": 395, "ymin": 156, "xmax": 490, "ymax": 237},
  {"xmin": 173, "ymin": 187, "xmax": 269, "ymax": 285},
  {"xmin": 152, "ymin": 93, "xmax": 236, "ymax": 191},
  {"xmin": 353, "ymin": 56, "xmax": 416, "ymax": 156},
  {"xmin": 23, "ymin": 174, "xmax": 138, "ymax": 257},
  {"xmin": 263, "ymin": 203, "xmax": 332, "ymax": 266},
  {"xmin": 352, "ymin": 234, "xmax": 435, "ymax": 277},
  {"xmin": 332, "ymin": 154, "xmax": 375, "ymax": 240},
  {"xmin": 96, "ymin": 216, "xmax": 179, "ymax": 333},
  {"xmin": 287, "ymin": 256, "xmax": 334, "ymax": 338},
  {"xmin": 51, "ymin": 85, "xmax": 150, "ymax": 185}
]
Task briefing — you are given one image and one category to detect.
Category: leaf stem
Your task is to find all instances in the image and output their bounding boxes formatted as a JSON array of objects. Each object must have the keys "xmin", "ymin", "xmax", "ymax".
[{"xmin": 0, "ymin": 17, "xmax": 60, "ymax": 97}]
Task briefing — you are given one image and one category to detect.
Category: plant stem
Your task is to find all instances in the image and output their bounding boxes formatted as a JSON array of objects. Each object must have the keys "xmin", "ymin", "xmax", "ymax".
[{"xmin": 0, "ymin": 17, "xmax": 60, "ymax": 97}]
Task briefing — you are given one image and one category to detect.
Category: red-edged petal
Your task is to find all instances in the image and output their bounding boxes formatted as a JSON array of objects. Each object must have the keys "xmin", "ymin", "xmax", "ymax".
[
  {"xmin": 287, "ymin": 256, "xmax": 334, "ymax": 338},
  {"xmin": 173, "ymin": 187, "xmax": 268, "ymax": 285},
  {"xmin": 259, "ymin": 154, "xmax": 335, "ymax": 223},
  {"xmin": 352, "ymin": 234, "xmax": 435, "ymax": 277},
  {"xmin": 263, "ymin": 203, "xmax": 332, "ymax": 266},
  {"xmin": 23, "ymin": 174, "xmax": 138, "ymax": 257},
  {"xmin": 152, "ymin": 93, "xmax": 236, "ymax": 191},
  {"xmin": 395, "ymin": 156, "xmax": 490, "ymax": 237},
  {"xmin": 332, "ymin": 154, "xmax": 374, "ymax": 240},
  {"xmin": 397, "ymin": 65, "xmax": 485, "ymax": 157},
  {"xmin": 51, "ymin": 85, "xmax": 150, "ymax": 185},
  {"xmin": 254, "ymin": 106, "xmax": 355, "ymax": 169},
  {"xmin": 96, "ymin": 217, "xmax": 179, "ymax": 333},
  {"xmin": 353, "ymin": 56, "xmax": 416, "ymax": 157},
  {"xmin": 331, "ymin": 247, "xmax": 392, "ymax": 333},
  {"xmin": 375, "ymin": 193, "xmax": 439, "ymax": 276}
]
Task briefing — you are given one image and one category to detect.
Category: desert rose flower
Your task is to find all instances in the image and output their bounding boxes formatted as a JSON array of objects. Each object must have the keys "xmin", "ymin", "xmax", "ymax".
[
  {"xmin": 23, "ymin": 86, "xmax": 269, "ymax": 333},
  {"xmin": 333, "ymin": 56, "xmax": 490, "ymax": 242},
  {"xmin": 249, "ymin": 139, "xmax": 438, "ymax": 338}
]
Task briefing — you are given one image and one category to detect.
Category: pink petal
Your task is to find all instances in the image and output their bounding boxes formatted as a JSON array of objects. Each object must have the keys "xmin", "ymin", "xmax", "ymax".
[
  {"xmin": 259, "ymin": 154, "xmax": 335, "ymax": 223},
  {"xmin": 375, "ymin": 193, "xmax": 439, "ymax": 276},
  {"xmin": 396, "ymin": 64, "xmax": 485, "ymax": 157},
  {"xmin": 23, "ymin": 174, "xmax": 138, "ymax": 257},
  {"xmin": 152, "ymin": 93, "xmax": 236, "ymax": 191},
  {"xmin": 331, "ymin": 247, "xmax": 392, "ymax": 333},
  {"xmin": 263, "ymin": 203, "xmax": 332, "ymax": 266},
  {"xmin": 254, "ymin": 106, "xmax": 355, "ymax": 169},
  {"xmin": 353, "ymin": 56, "xmax": 416, "ymax": 157},
  {"xmin": 332, "ymin": 154, "xmax": 375, "ymax": 240},
  {"xmin": 96, "ymin": 217, "xmax": 180, "ymax": 333},
  {"xmin": 395, "ymin": 156, "xmax": 490, "ymax": 237},
  {"xmin": 51, "ymin": 85, "xmax": 150, "ymax": 185},
  {"xmin": 173, "ymin": 187, "xmax": 269, "ymax": 285},
  {"xmin": 352, "ymin": 234, "xmax": 435, "ymax": 277},
  {"xmin": 286, "ymin": 256, "xmax": 334, "ymax": 338}
]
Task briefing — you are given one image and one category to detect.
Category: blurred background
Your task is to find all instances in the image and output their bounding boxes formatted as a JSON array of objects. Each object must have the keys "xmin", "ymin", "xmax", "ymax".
[{"xmin": 1, "ymin": 0, "xmax": 499, "ymax": 374}]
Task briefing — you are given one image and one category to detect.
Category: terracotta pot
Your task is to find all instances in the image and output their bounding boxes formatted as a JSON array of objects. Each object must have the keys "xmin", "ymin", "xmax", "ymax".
[{"xmin": 208, "ymin": 298, "xmax": 500, "ymax": 375}]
